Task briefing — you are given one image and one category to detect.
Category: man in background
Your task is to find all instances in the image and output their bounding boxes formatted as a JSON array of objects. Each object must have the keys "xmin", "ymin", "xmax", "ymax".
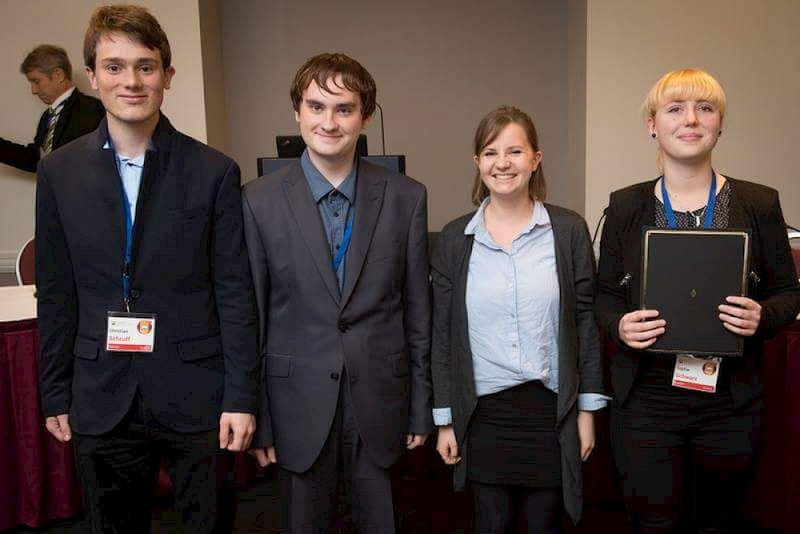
[{"xmin": 0, "ymin": 44, "xmax": 103, "ymax": 172}]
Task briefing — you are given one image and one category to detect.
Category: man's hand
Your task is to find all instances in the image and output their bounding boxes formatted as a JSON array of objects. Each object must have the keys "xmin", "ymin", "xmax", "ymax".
[
  {"xmin": 578, "ymin": 410, "xmax": 595, "ymax": 462},
  {"xmin": 406, "ymin": 433, "xmax": 428, "ymax": 450},
  {"xmin": 436, "ymin": 425, "xmax": 461, "ymax": 465},
  {"xmin": 219, "ymin": 412, "xmax": 255, "ymax": 451},
  {"xmin": 45, "ymin": 414, "xmax": 71, "ymax": 442},
  {"xmin": 249, "ymin": 446, "xmax": 277, "ymax": 467}
]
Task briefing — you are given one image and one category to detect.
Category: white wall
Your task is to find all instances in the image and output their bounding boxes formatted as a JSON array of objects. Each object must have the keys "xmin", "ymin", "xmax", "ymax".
[
  {"xmin": 585, "ymin": 0, "xmax": 800, "ymax": 234},
  {"xmin": 0, "ymin": 0, "xmax": 206, "ymax": 267}
]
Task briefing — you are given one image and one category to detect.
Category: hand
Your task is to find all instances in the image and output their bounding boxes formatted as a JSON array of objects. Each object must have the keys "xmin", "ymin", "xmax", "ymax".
[
  {"xmin": 406, "ymin": 433, "xmax": 428, "ymax": 450},
  {"xmin": 45, "ymin": 414, "xmax": 71, "ymax": 442},
  {"xmin": 719, "ymin": 296, "xmax": 761, "ymax": 337},
  {"xmin": 219, "ymin": 412, "xmax": 255, "ymax": 451},
  {"xmin": 618, "ymin": 309, "xmax": 666, "ymax": 349},
  {"xmin": 249, "ymin": 446, "xmax": 277, "ymax": 467},
  {"xmin": 436, "ymin": 425, "xmax": 461, "ymax": 465},
  {"xmin": 577, "ymin": 411, "xmax": 595, "ymax": 462}
]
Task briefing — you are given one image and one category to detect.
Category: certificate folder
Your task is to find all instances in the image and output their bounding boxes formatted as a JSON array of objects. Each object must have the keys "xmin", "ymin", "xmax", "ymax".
[{"xmin": 641, "ymin": 229, "xmax": 749, "ymax": 356}]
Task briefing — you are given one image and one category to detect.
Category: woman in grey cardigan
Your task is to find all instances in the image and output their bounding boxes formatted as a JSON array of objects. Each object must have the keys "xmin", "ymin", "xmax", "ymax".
[{"xmin": 431, "ymin": 106, "xmax": 606, "ymax": 532}]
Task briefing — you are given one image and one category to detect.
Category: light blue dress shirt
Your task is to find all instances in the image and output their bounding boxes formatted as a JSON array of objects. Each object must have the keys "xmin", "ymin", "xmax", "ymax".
[
  {"xmin": 433, "ymin": 199, "xmax": 607, "ymax": 426},
  {"xmin": 103, "ymin": 140, "xmax": 149, "ymax": 224}
]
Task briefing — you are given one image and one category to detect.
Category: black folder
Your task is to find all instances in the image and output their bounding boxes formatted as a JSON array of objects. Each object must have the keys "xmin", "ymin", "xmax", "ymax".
[{"xmin": 640, "ymin": 229, "xmax": 749, "ymax": 356}]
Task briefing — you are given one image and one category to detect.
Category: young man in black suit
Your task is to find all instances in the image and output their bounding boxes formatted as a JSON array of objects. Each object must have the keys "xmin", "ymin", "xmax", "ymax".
[
  {"xmin": 0, "ymin": 44, "xmax": 104, "ymax": 172},
  {"xmin": 36, "ymin": 5, "xmax": 259, "ymax": 532},
  {"xmin": 244, "ymin": 53, "xmax": 434, "ymax": 532}
]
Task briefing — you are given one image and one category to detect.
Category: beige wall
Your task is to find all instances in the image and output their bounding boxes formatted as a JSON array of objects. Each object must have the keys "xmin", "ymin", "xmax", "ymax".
[
  {"xmin": 585, "ymin": 0, "xmax": 800, "ymax": 234},
  {"xmin": 219, "ymin": 0, "xmax": 578, "ymax": 231},
  {"xmin": 0, "ymin": 0, "xmax": 207, "ymax": 266}
]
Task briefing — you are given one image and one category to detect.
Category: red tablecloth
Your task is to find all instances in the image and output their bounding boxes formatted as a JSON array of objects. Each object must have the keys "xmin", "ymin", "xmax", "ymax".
[{"xmin": 0, "ymin": 319, "xmax": 81, "ymax": 531}]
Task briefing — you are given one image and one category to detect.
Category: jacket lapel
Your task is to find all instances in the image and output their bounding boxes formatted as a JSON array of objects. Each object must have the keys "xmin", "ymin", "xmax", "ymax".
[
  {"xmin": 340, "ymin": 164, "xmax": 385, "ymax": 308},
  {"xmin": 283, "ymin": 163, "xmax": 341, "ymax": 304},
  {"xmin": 51, "ymin": 90, "xmax": 77, "ymax": 148},
  {"xmin": 87, "ymin": 121, "xmax": 127, "ymax": 259},
  {"xmin": 454, "ymin": 230, "xmax": 474, "ymax": 356}
]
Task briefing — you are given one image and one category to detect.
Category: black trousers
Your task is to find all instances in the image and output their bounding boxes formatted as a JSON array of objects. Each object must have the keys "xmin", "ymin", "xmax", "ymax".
[
  {"xmin": 612, "ymin": 368, "xmax": 762, "ymax": 534},
  {"xmin": 72, "ymin": 392, "xmax": 222, "ymax": 534},
  {"xmin": 283, "ymin": 371, "xmax": 395, "ymax": 533},
  {"xmin": 472, "ymin": 482, "xmax": 561, "ymax": 534}
]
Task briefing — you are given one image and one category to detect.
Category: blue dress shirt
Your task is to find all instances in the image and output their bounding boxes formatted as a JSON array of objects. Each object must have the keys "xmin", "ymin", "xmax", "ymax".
[
  {"xmin": 432, "ymin": 199, "xmax": 607, "ymax": 426},
  {"xmin": 300, "ymin": 150, "xmax": 356, "ymax": 290}
]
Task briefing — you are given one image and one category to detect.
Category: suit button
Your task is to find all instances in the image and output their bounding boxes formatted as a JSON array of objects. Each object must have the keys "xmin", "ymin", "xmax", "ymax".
[
  {"xmin": 338, "ymin": 321, "xmax": 348, "ymax": 332},
  {"xmin": 330, "ymin": 372, "xmax": 340, "ymax": 380},
  {"xmin": 130, "ymin": 288, "xmax": 141, "ymax": 299}
]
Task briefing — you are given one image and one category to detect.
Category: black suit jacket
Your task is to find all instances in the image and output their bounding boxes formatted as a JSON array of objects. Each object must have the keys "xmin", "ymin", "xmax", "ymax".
[
  {"xmin": 36, "ymin": 115, "xmax": 260, "ymax": 435},
  {"xmin": 242, "ymin": 159, "xmax": 434, "ymax": 473},
  {"xmin": 595, "ymin": 177, "xmax": 800, "ymax": 408},
  {"xmin": 0, "ymin": 89, "xmax": 104, "ymax": 172},
  {"xmin": 430, "ymin": 203, "xmax": 604, "ymax": 523}
]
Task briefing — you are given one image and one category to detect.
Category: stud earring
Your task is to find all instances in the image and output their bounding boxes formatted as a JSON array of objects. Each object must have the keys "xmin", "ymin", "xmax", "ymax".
[
  {"xmin": 718, "ymin": 130, "xmax": 722, "ymax": 136},
  {"xmin": 651, "ymin": 133, "xmax": 656, "ymax": 138}
]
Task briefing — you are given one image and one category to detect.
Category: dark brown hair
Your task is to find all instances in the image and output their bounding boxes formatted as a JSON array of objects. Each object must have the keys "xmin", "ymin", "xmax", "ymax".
[
  {"xmin": 471, "ymin": 106, "xmax": 546, "ymax": 205},
  {"xmin": 290, "ymin": 53, "xmax": 376, "ymax": 119},
  {"xmin": 84, "ymin": 4, "xmax": 171, "ymax": 71},
  {"xmin": 20, "ymin": 45, "xmax": 72, "ymax": 80}
]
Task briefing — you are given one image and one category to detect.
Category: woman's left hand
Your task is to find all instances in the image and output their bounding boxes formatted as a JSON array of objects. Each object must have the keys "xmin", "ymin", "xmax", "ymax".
[
  {"xmin": 577, "ymin": 410, "xmax": 595, "ymax": 462},
  {"xmin": 718, "ymin": 296, "xmax": 762, "ymax": 337}
]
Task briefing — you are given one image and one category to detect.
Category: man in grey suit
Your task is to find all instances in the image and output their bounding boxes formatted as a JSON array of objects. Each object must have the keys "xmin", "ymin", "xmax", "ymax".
[{"xmin": 243, "ymin": 53, "xmax": 433, "ymax": 533}]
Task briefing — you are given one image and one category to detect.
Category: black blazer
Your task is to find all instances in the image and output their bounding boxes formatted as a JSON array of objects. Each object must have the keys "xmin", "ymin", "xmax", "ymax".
[
  {"xmin": 36, "ymin": 115, "xmax": 260, "ymax": 435},
  {"xmin": 242, "ymin": 159, "xmax": 434, "ymax": 473},
  {"xmin": 430, "ymin": 203, "xmax": 604, "ymax": 523},
  {"xmin": 0, "ymin": 89, "xmax": 104, "ymax": 172},
  {"xmin": 595, "ymin": 177, "xmax": 800, "ymax": 408}
]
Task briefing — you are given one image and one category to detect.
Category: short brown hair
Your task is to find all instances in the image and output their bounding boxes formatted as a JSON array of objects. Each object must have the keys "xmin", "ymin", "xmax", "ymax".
[
  {"xmin": 84, "ymin": 4, "xmax": 171, "ymax": 71},
  {"xmin": 290, "ymin": 53, "xmax": 377, "ymax": 119},
  {"xmin": 471, "ymin": 106, "xmax": 546, "ymax": 205},
  {"xmin": 20, "ymin": 45, "xmax": 72, "ymax": 80}
]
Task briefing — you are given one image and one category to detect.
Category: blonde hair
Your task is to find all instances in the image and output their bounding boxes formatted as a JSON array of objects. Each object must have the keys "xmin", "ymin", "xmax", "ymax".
[
  {"xmin": 643, "ymin": 69, "xmax": 726, "ymax": 169},
  {"xmin": 642, "ymin": 68, "xmax": 726, "ymax": 121}
]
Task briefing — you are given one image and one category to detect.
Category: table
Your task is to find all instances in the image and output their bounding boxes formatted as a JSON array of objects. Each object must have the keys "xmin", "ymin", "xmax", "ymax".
[{"xmin": 0, "ymin": 286, "xmax": 82, "ymax": 531}]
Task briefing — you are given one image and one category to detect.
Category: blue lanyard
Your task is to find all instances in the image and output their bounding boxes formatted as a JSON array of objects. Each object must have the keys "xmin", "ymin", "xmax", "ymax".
[
  {"xmin": 116, "ymin": 153, "xmax": 135, "ymax": 310},
  {"xmin": 660, "ymin": 169, "xmax": 717, "ymax": 229},
  {"xmin": 332, "ymin": 210, "xmax": 354, "ymax": 273}
]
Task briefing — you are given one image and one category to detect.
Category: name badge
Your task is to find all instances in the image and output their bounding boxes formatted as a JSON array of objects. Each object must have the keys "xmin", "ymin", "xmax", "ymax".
[
  {"xmin": 672, "ymin": 354, "xmax": 721, "ymax": 393},
  {"xmin": 106, "ymin": 312, "xmax": 156, "ymax": 352}
]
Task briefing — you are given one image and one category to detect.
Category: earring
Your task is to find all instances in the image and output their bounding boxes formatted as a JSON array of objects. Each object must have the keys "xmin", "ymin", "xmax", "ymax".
[
  {"xmin": 651, "ymin": 133, "xmax": 656, "ymax": 138},
  {"xmin": 718, "ymin": 130, "xmax": 722, "ymax": 136}
]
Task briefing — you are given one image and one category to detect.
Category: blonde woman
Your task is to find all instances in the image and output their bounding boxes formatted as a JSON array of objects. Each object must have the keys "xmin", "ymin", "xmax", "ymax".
[{"xmin": 596, "ymin": 69, "xmax": 800, "ymax": 533}]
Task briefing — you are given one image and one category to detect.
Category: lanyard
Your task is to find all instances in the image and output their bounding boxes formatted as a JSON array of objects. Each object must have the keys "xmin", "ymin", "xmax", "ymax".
[
  {"xmin": 332, "ymin": 210, "xmax": 354, "ymax": 273},
  {"xmin": 661, "ymin": 169, "xmax": 717, "ymax": 229},
  {"xmin": 116, "ymin": 153, "xmax": 135, "ymax": 311}
]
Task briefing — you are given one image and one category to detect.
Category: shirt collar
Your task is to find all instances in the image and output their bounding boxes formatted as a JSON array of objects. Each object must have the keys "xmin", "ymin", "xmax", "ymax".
[
  {"xmin": 102, "ymin": 137, "xmax": 156, "ymax": 167},
  {"xmin": 300, "ymin": 149, "xmax": 356, "ymax": 203},
  {"xmin": 464, "ymin": 197, "xmax": 550, "ymax": 243},
  {"xmin": 49, "ymin": 86, "xmax": 75, "ymax": 113}
]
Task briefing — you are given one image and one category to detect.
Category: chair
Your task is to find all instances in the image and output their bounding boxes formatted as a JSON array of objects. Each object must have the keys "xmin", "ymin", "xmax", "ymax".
[
  {"xmin": 789, "ymin": 230, "xmax": 800, "ymax": 280},
  {"xmin": 15, "ymin": 238, "xmax": 34, "ymax": 285}
]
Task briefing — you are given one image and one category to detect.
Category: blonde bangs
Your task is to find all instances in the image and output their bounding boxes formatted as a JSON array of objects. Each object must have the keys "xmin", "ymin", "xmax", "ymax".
[{"xmin": 642, "ymin": 69, "xmax": 727, "ymax": 120}]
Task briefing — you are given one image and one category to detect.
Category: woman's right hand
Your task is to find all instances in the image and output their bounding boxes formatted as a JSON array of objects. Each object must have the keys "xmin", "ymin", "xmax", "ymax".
[
  {"xmin": 437, "ymin": 425, "xmax": 461, "ymax": 465},
  {"xmin": 618, "ymin": 309, "xmax": 666, "ymax": 349}
]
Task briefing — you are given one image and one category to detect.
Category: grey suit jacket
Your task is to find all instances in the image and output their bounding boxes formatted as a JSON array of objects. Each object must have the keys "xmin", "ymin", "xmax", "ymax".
[
  {"xmin": 430, "ymin": 203, "xmax": 604, "ymax": 524},
  {"xmin": 242, "ymin": 159, "xmax": 434, "ymax": 473}
]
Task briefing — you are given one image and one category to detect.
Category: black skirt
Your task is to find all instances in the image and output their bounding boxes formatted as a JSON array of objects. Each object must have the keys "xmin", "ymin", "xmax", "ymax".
[{"xmin": 466, "ymin": 379, "xmax": 561, "ymax": 488}]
